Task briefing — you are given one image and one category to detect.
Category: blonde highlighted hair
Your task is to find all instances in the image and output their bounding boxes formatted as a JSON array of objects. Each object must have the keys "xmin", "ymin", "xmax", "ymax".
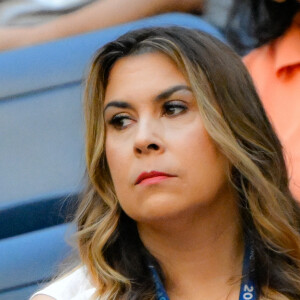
[{"xmin": 74, "ymin": 27, "xmax": 300, "ymax": 299}]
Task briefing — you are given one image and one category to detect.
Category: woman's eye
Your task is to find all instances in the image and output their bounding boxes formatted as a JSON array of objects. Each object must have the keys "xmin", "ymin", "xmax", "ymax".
[
  {"xmin": 108, "ymin": 114, "xmax": 133, "ymax": 130},
  {"xmin": 163, "ymin": 101, "xmax": 187, "ymax": 116}
]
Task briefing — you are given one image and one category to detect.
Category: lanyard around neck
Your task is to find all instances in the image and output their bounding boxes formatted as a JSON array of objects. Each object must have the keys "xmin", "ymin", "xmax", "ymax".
[{"xmin": 149, "ymin": 241, "xmax": 257, "ymax": 300}]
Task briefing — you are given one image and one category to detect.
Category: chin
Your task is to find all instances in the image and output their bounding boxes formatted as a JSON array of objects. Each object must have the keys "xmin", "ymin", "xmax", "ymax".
[{"xmin": 122, "ymin": 195, "xmax": 188, "ymax": 223}]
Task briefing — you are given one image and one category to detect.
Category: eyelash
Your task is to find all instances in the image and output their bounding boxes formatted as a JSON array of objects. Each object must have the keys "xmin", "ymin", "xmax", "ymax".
[
  {"xmin": 163, "ymin": 101, "xmax": 187, "ymax": 117},
  {"xmin": 108, "ymin": 114, "xmax": 132, "ymax": 130},
  {"xmin": 108, "ymin": 101, "xmax": 188, "ymax": 130}
]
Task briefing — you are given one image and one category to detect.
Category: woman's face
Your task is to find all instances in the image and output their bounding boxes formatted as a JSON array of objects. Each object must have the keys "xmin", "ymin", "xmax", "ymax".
[{"xmin": 104, "ymin": 52, "xmax": 233, "ymax": 223}]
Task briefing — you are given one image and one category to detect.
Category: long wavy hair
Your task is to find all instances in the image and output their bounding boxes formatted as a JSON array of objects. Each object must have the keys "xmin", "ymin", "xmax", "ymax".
[
  {"xmin": 75, "ymin": 27, "xmax": 300, "ymax": 299},
  {"xmin": 226, "ymin": 0, "xmax": 300, "ymax": 54}
]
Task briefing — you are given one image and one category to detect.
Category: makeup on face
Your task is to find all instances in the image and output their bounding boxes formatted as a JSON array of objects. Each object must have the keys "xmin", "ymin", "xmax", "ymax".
[
  {"xmin": 104, "ymin": 84, "xmax": 194, "ymax": 132},
  {"xmin": 104, "ymin": 52, "xmax": 232, "ymax": 223},
  {"xmin": 135, "ymin": 170, "xmax": 177, "ymax": 186}
]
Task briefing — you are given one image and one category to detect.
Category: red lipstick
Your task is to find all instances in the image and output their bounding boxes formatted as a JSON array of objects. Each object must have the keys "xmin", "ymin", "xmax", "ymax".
[{"xmin": 135, "ymin": 171, "xmax": 176, "ymax": 185}]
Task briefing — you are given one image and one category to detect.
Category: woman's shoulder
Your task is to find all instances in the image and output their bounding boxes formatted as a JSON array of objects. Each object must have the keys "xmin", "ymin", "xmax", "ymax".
[{"xmin": 30, "ymin": 266, "xmax": 96, "ymax": 300}]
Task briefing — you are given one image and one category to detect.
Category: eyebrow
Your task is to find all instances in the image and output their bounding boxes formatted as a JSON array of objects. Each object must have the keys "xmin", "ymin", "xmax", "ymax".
[
  {"xmin": 104, "ymin": 84, "xmax": 192, "ymax": 113},
  {"xmin": 155, "ymin": 85, "xmax": 192, "ymax": 101},
  {"xmin": 104, "ymin": 101, "xmax": 133, "ymax": 113}
]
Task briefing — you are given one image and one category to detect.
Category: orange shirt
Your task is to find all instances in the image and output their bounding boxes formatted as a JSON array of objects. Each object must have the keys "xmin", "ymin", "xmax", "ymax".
[{"xmin": 243, "ymin": 21, "xmax": 300, "ymax": 201}]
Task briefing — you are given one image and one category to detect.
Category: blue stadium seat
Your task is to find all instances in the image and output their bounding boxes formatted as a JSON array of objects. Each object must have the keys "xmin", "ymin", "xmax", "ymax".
[{"xmin": 0, "ymin": 224, "xmax": 74, "ymax": 300}]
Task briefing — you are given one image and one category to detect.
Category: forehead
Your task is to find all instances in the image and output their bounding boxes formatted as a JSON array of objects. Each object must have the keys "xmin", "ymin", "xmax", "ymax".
[{"xmin": 104, "ymin": 52, "xmax": 188, "ymax": 103}]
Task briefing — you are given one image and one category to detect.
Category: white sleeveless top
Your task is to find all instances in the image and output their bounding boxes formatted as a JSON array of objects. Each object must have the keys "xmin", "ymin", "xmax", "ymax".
[{"xmin": 30, "ymin": 267, "xmax": 97, "ymax": 300}]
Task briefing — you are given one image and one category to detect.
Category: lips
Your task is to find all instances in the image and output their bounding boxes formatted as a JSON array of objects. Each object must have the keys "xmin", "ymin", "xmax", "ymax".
[{"xmin": 135, "ymin": 171, "xmax": 176, "ymax": 185}]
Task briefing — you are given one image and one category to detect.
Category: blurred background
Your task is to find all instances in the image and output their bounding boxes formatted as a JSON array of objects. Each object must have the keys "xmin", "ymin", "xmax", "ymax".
[{"xmin": 1, "ymin": 0, "xmax": 299, "ymax": 299}]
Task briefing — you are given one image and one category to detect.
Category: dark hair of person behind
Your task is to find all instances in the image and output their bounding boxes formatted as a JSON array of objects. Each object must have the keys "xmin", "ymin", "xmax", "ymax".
[
  {"xmin": 226, "ymin": 0, "xmax": 300, "ymax": 54},
  {"xmin": 78, "ymin": 26, "xmax": 300, "ymax": 299}
]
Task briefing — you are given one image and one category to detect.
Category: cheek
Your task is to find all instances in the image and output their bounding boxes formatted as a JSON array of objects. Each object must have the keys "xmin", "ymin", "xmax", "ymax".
[
  {"xmin": 105, "ymin": 139, "xmax": 138, "ymax": 218},
  {"xmin": 105, "ymin": 137, "xmax": 131, "ymax": 192},
  {"xmin": 171, "ymin": 121, "xmax": 214, "ymax": 162},
  {"xmin": 180, "ymin": 126, "xmax": 228, "ymax": 189}
]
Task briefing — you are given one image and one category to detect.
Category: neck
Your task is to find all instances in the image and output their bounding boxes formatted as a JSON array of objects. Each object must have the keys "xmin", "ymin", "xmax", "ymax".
[{"xmin": 138, "ymin": 191, "xmax": 244, "ymax": 300}]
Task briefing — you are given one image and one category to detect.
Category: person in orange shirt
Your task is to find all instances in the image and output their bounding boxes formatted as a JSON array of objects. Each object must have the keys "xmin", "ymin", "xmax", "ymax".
[{"xmin": 228, "ymin": 0, "xmax": 300, "ymax": 201}]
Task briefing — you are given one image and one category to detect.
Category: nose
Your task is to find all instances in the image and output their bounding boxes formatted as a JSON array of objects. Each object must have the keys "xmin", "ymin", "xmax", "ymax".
[{"xmin": 134, "ymin": 119, "xmax": 165, "ymax": 156}]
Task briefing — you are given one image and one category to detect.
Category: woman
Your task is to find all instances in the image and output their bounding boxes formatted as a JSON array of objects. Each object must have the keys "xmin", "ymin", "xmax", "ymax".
[
  {"xmin": 32, "ymin": 27, "xmax": 300, "ymax": 299},
  {"xmin": 227, "ymin": 0, "xmax": 300, "ymax": 201}
]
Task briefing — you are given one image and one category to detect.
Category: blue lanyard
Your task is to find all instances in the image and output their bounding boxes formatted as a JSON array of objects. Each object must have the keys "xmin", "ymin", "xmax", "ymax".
[
  {"xmin": 239, "ymin": 241, "xmax": 257, "ymax": 300},
  {"xmin": 149, "ymin": 241, "xmax": 257, "ymax": 300}
]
